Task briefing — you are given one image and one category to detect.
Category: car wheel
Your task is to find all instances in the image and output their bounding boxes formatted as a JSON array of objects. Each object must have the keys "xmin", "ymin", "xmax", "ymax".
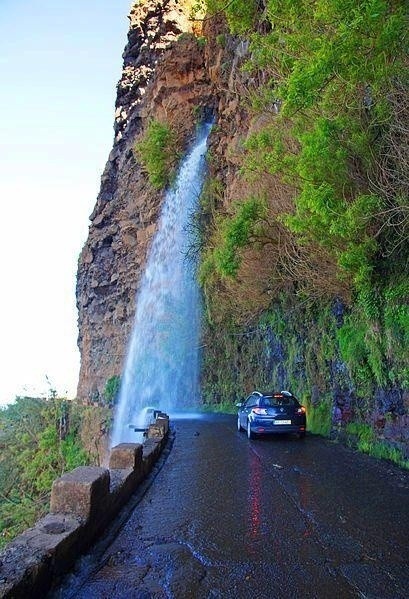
[
  {"xmin": 247, "ymin": 419, "xmax": 254, "ymax": 439},
  {"xmin": 298, "ymin": 431, "xmax": 306, "ymax": 439},
  {"xmin": 237, "ymin": 415, "xmax": 242, "ymax": 432}
]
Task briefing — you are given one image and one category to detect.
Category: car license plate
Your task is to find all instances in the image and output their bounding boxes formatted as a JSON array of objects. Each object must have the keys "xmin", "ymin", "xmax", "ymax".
[{"xmin": 274, "ymin": 420, "xmax": 291, "ymax": 425}]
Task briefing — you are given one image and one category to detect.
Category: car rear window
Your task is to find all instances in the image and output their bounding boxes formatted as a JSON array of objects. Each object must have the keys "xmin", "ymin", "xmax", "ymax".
[{"xmin": 262, "ymin": 394, "xmax": 298, "ymax": 407}]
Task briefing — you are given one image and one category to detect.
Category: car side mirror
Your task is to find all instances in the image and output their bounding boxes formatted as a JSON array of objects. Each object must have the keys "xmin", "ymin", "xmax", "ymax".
[{"xmin": 236, "ymin": 402, "xmax": 242, "ymax": 407}]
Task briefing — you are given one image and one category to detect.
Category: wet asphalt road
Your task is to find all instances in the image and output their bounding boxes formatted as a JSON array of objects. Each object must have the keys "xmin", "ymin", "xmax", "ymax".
[{"xmin": 54, "ymin": 414, "xmax": 409, "ymax": 599}]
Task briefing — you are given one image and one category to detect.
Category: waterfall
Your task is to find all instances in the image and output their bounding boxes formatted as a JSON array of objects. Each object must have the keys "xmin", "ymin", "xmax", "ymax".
[{"xmin": 111, "ymin": 123, "xmax": 211, "ymax": 446}]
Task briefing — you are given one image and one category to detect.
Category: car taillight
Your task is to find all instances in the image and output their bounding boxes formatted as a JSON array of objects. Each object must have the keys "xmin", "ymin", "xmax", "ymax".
[
  {"xmin": 297, "ymin": 406, "xmax": 306, "ymax": 414},
  {"xmin": 252, "ymin": 408, "xmax": 267, "ymax": 415}
]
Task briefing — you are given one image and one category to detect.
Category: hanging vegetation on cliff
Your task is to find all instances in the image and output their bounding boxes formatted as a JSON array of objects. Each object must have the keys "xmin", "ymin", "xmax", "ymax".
[
  {"xmin": 198, "ymin": 0, "xmax": 408, "ymax": 461},
  {"xmin": 202, "ymin": 0, "xmax": 408, "ymax": 298}
]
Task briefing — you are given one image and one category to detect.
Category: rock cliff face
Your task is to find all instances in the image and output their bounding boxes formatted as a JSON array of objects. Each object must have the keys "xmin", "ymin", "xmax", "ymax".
[{"xmin": 76, "ymin": 0, "xmax": 213, "ymax": 401}]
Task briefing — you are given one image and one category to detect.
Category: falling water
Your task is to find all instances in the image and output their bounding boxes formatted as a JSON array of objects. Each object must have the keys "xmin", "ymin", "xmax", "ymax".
[{"xmin": 111, "ymin": 123, "xmax": 211, "ymax": 446}]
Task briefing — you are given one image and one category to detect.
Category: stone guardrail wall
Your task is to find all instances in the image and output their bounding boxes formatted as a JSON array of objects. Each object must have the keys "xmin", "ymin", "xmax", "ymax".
[{"xmin": 0, "ymin": 414, "xmax": 170, "ymax": 599}]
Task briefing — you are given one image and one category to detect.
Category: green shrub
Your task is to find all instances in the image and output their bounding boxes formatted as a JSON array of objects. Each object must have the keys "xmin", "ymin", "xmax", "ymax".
[
  {"xmin": 384, "ymin": 279, "xmax": 409, "ymax": 347},
  {"xmin": 134, "ymin": 120, "xmax": 178, "ymax": 189},
  {"xmin": 200, "ymin": 197, "xmax": 267, "ymax": 282},
  {"xmin": 207, "ymin": 0, "xmax": 259, "ymax": 34},
  {"xmin": 346, "ymin": 422, "xmax": 375, "ymax": 452},
  {"xmin": 0, "ymin": 398, "xmax": 91, "ymax": 549},
  {"xmin": 234, "ymin": 0, "xmax": 407, "ymax": 298},
  {"xmin": 104, "ymin": 375, "xmax": 121, "ymax": 405}
]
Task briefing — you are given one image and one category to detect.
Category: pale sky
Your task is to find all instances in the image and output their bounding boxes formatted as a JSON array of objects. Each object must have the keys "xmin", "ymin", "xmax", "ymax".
[{"xmin": 0, "ymin": 0, "xmax": 131, "ymax": 405}]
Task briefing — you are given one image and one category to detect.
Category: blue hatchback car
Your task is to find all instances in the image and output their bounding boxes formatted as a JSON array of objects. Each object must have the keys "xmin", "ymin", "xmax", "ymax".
[{"xmin": 237, "ymin": 390, "xmax": 307, "ymax": 439}]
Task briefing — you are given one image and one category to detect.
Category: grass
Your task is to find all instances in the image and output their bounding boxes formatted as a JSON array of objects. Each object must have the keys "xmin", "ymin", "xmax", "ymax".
[
  {"xmin": 346, "ymin": 421, "xmax": 409, "ymax": 469},
  {"xmin": 134, "ymin": 119, "xmax": 178, "ymax": 189}
]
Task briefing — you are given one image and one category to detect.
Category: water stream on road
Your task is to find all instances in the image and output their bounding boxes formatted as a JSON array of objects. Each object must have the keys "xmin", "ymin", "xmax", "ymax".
[{"xmin": 111, "ymin": 123, "xmax": 211, "ymax": 446}]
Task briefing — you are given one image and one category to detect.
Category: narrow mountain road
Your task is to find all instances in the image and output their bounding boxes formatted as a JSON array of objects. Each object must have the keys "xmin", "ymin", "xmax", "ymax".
[{"xmin": 53, "ymin": 414, "xmax": 409, "ymax": 599}]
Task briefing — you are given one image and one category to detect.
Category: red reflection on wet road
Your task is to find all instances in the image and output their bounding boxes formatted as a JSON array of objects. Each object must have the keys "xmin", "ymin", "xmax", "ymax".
[
  {"xmin": 299, "ymin": 474, "xmax": 314, "ymax": 539},
  {"xmin": 247, "ymin": 450, "xmax": 262, "ymax": 551},
  {"xmin": 245, "ymin": 450, "xmax": 285, "ymax": 561},
  {"xmin": 250, "ymin": 452, "xmax": 262, "ymax": 541}
]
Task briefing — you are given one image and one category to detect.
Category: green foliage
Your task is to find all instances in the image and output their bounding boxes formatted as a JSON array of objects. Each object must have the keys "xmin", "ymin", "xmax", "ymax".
[
  {"xmin": 233, "ymin": 0, "xmax": 407, "ymax": 296},
  {"xmin": 216, "ymin": 33, "xmax": 226, "ymax": 48},
  {"xmin": 216, "ymin": 198, "xmax": 266, "ymax": 276},
  {"xmin": 200, "ymin": 197, "xmax": 266, "ymax": 281},
  {"xmin": 336, "ymin": 277, "xmax": 409, "ymax": 391},
  {"xmin": 201, "ymin": 0, "xmax": 407, "ymax": 394},
  {"xmin": 369, "ymin": 442, "xmax": 409, "ymax": 469},
  {"xmin": 0, "ymin": 397, "xmax": 90, "ymax": 549},
  {"xmin": 337, "ymin": 315, "xmax": 374, "ymax": 392},
  {"xmin": 134, "ymin": 120, "xmax": 178, "ymax": 189},
  {"xmin": 104, "ymin": 375, "xmax": 121, "ymax": 406},
  {"xmin": 346, "ymin": 421, "xmax": 375, "ymax": 451},
  {"xmin": 384, "ymin": 279, "xmax": 409, "ymax": 348},
  {"xmin": 199, "ymin": 0, "xmax": 408, "ymax": 468},
  {"xmin": 258, "ymin": 0, "xmax": 407, "ymax": 112},
  {"xmin": 60, "ymin": 432, "xmax": 89, "ymax": 471},
  {"xmin": 207, "ymin": 0, "xmax": 259, "ymax": 34},
  {"xmin": 305, "ymin": 397, "xmax": 332, "ymax": 437},
  {"xmin": 346, "ymin": 421, "xmax": 409, "ymax": 469}
]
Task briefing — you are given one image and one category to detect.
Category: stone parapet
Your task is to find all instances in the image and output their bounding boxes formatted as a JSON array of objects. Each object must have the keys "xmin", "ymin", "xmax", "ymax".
[
  {"xmin": 109, "ymin": 442, "xmax": 143, "ymax": 470},
  {"xmin": 0, "ymin": 414, "xmax": 169, "ymax": 599},
  {"xmin": 147, "ymin": 412, "xmax": 170, "ymax": 439},
  {"xmin": 50, "ymin": 466, "xmax": 110, "ymax": 520}
]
